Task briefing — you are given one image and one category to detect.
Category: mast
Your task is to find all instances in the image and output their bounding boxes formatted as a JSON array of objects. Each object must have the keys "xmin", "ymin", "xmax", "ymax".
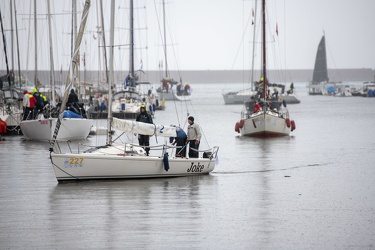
[
  {"xmin": 129, "ymin": 0, "xmax": 134, "ymax": 83},
  {"xmin": 0, "ymin": 8, "xmax": 13, "ymax": 89},
  {"xmin": 13, "ymin": 0, "xmax": 22, "ymax": 85},
  {"xmin": 262, "ymin": 0, "xmax": 267, "ymax": 100},
  {"xmin": 50, "ymin": 0, "xmax": 91, "ymax": 148},
  {"xmin": 47, "ymin": 0, "xmax": 55, "ymax": 109},
  {"xmin": 162, "ymin": 0, "xmax": 168, "ymax": 78},
  {"xmin": 250, "ymin": 0, "xmax": 258, "ymax": 91},
  {"xmin": 99, "ymin": 0, "xmax": 109, "ymax": 87},
  {"xmin": 34, "ymin": 0, "xmax": 37, "ymax": 88},
  {"xmin": 107, "ymin": 0, "xmax": 115, "ymax": 144}
]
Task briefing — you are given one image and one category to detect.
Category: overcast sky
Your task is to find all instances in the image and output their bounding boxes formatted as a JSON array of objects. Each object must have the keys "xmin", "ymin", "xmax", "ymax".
[{"xmin": 1, "ymin": 0, "xmax": 375, "ymax": 73}]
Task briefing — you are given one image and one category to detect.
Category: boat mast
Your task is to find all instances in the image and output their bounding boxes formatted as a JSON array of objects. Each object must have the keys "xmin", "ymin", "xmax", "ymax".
[
  {"xmin": 107, "ymin": 0, "xmax": 115, "ymax": 144},
  {"xmin": 50, "ymin": 0, "xmax": 91, "ymax": 148},
  {"xmin": 262, "ymin": 0, "xmax": 267, "ymax": 100},
  {"xmin": 162, "ymin": 0, "xmax": 168, "ymax": 78},
  {"xmin": 0, "ymin": 8, "xmax": 13, "ymax": 89},
  {"xmin": 250, "ymin": 0, "xmax": 258, "ymax": 91},
  {"xmin": 34, "ymin": 0, "xmax": 37, "ymax": 88},
  {"xmin": 129, "ymin": 0, "xmax": 134, "ymax": 84},
  {"xmin": 47, "ymin": 0, "xmax": 55, "ymax": 109},
  {"xmin": 13, "ymin": 0, "xmax": 22, "ymax": 86}
]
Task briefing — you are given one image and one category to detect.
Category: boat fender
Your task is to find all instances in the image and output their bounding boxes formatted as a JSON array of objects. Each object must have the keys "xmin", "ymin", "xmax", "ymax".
[
  {"xmin": 235, "ymin": 122, "xmax": 240, "ymax": 133},
  {"xmin": 291, "ymin": 120, "xmax": 296, "ymax": 131},
  {"xmin": 285, "ymin": 118, "xmax": 291, "ymax": 128},
  {"xmin": 163, "ymin": 153, "xmax": 169, "ymax": 171},
  {"xmin": 239, "ymin": 119, "xmax": 244, "ymax": 128}
]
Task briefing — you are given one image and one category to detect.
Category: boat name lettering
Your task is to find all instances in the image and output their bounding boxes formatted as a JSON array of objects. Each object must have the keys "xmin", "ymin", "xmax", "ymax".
[
  {"xmin": 159, "ymin": 125, "xmax": 164, "ymax": 134},
  {"xmin": 39, "ymin": 120, "xmax": 48, "ymax": 125},
  {"xmin": 187, "ymin": 162, "xmax": 204, "ymax": 172}
]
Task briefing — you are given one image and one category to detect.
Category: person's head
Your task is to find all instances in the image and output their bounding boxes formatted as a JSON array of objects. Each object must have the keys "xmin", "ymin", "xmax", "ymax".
[
  {"xmin": 140, "ymin": 104, "xmax": 146, "ymax": 112},
  {"xmin": 23, "ymin": 90, "xmax": 28, "ymax": 95},
  {"xmin": 71, "ymin": 89, "xmax": 75, "ymax": 94},
  {"xmin": 188, "ymin": 116, "xmax": 194, "ymax": 124}
]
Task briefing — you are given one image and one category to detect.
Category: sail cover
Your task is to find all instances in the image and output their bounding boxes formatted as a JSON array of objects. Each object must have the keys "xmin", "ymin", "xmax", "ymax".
[{"xmin": 112, "ymin": 118, "xmax": 177, "ymax": 137}]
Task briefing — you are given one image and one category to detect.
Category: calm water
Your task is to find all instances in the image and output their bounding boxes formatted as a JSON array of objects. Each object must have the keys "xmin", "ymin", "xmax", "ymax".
[{"xmin": 1, "ymin": 83, "xmax": 375, "ymax": 249}]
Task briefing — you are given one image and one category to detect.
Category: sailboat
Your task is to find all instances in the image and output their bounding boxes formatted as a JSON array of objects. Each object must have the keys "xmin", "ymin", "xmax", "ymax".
[
  {"xmin": 110, "ymin": 0, "xmax": 153, "ymax": 119},
  {"xmin": 20, "ymin": 0, "xmax": 92, "ymax": 141},
  {"xmin": 49, "ymin": 0, "xmax": 219, "ymax": 182},
  {"xmin": 308, "ymin": 34, "xmax": 330, "ymax": 95},
  {"xmin": 234, "ymin": 0, "xmax": 296, "ymax": 137},
  {"xmin": 156, "ymin": 0, "xmax": 192, "ymax": 101}
]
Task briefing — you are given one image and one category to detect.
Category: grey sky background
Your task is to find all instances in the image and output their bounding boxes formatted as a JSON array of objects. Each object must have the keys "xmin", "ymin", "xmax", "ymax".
[{"xmin": 1, "ymin": 0, "xmax": 374, "ymax": 73}]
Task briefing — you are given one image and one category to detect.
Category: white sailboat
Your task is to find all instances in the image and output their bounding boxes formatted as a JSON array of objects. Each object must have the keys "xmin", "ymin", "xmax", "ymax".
[
  {"xmin": 156, "ymin": 0, "xmax": 192, "ymax": 101},
  {"xmin": 49, "ymin": 0, "xmax": 219, "ymax": 182},
  {"xmin": 111, "ymin": 0, "xmax": 152, "ymax": 119},
  {"xmin": 20, "ymin": 0, "xmax": 92, "ymax": 142},
  {"xmin": 234, "ymin": 0, "xmax": 296, "ymax": 137}
]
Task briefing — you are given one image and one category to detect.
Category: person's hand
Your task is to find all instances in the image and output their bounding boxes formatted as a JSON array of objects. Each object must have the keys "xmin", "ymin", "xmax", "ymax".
[{"xmin": 195, "ymin": 140, "xmax": 199, "ymax": 144}]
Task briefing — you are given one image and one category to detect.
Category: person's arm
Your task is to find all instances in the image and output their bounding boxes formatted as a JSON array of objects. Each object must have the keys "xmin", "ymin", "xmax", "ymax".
[{"xmin": 195, "ymin": 124, "xmax": 202, "ymax": 142}]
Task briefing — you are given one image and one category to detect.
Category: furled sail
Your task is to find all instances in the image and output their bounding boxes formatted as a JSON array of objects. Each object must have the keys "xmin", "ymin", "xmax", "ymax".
[{"xmin": 112, "ymin": 118, "xmax": 177, "ymax": 137}]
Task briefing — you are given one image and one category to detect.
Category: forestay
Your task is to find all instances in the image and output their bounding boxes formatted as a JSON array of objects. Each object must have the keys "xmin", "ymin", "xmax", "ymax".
[{"xmin": 112, "ymin": 118, "xmax": 176, "ymax": 137}]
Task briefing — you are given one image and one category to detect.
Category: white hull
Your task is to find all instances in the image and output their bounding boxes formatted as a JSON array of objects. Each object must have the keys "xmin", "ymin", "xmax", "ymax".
[
  {"xmin": 159, "ymin": 91, "xmax": 192, "ymax": 101},
  {"xmin": 20, "ymin": 118, "xmax": 93, "ymax": 141},
  {"xmin": 50, "ymin": 145, "xmax": 219, "ymax": 181},
  {"xmin": 222, "ymin": 89, "xmax": 257, "ymax": 104},
  {"xmin": 240, "ymin": 111, "xmax": 291, "ymax": 137},
  {"xmin": 280, "ymin": 93, "xmax": 301, "ymax": 104}
]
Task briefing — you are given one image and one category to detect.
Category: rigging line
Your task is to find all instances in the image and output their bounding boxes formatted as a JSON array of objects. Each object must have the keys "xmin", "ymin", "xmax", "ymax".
[{"xmin": 230, "ymin": 7, "xmax": 253, "ymax": 71}]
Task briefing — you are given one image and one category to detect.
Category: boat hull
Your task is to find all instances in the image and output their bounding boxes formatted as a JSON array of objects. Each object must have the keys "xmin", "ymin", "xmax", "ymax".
[
  {"xmin": 159, "ymin": 91, "xmax": 192, "ymax": 101},
  {"xmin": 20, "ymin": 118, "xmax": 92, "ymax": 141},
  {"xmin": 240, "ymin": 112, "xmax": 291, "ymax": 137},
  {"xmin": 50, "ymin": 149, "xmax": 218, "ymax": 181},
  {"xmin": 280, "ymin": 93, "xmax": 301, "ymax": 104}
]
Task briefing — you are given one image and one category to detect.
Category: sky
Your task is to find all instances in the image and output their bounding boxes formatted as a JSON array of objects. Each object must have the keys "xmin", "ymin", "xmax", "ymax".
[{"xmin": 1, "ymin": 0, "xmax": 375, "ymax": 73}]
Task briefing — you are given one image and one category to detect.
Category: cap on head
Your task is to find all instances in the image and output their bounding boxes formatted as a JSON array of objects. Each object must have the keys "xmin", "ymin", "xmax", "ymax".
[
  {"xmin": 140, "ymin": 104, "xmax": 146, "ymax": 110},
  {"xmin": 188, "ymin": 116, "xmax": 194, "ymax": 122}
]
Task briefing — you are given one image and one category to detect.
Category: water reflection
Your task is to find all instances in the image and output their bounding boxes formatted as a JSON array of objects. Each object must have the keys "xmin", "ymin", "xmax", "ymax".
[{"xmin": 48, "ymin": 176, "xmax": 216, "ymax": 248}]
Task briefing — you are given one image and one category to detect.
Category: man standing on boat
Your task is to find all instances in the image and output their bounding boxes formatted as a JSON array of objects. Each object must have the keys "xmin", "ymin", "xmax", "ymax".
[
  {"xmin": 187, "ymin": 116, "xmax": 201, "ymax": 158},
  {"xmin": 136, "ymin": 104, "xmax": 153, "ymax": 156}
]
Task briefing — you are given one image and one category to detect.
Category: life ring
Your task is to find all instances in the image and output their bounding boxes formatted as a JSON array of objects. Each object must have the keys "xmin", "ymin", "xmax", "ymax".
[
  {"xmin": 239, "ymin": 119, "xmax": 244, "ymax": 128},
  {"xmin": 235, "ymin": 122, "xmax": 240, "ymax": 133},
  {"xmin": 285, "ymin": 118, "xmax": 291, "ymax": 128},
  {"xmin": 291, "ymin": 120, "xmax": 296, "ymax": 131}
]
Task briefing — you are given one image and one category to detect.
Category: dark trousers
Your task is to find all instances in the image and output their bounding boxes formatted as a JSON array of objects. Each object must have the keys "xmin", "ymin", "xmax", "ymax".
[
  {"xmin": 175, "ymin": 137, "xmax": 187, "ymax": 157},
  {"xmin": 138, "ymin": 134, "xmax": 150, "ymax": 155},
  {"xmin": 188, "ymin": 140, "xmax": 200, "ymax": 158},
  {"xmin": 23, "ymin": 107, "xmax": 34, "ymax": 120}
]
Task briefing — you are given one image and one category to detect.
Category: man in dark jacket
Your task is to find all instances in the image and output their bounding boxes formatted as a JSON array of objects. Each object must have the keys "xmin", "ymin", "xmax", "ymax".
[
  {"xmin": 136, "ymin": 104, "xmax": 153, "ymax": 156},
  {"xmin": 67, "ymin": 89, "xmax": 79, "ymax": 104},
  {"xmin": 169, "ymin": 125, "xmax": 187, "ymax": 157}
]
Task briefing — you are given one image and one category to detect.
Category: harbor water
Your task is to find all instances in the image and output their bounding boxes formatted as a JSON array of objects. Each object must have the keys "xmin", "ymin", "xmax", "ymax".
[{"xmin": 1, "ymin": 83, "xmax": 375, "ymax": 249}]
